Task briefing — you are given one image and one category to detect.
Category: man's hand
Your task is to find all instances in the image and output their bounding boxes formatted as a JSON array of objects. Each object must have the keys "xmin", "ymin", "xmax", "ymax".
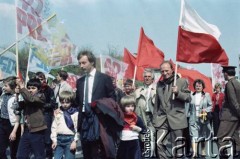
[{"xmin": 172, "ymin": 86, "xmax": 178, "ymax": 94}]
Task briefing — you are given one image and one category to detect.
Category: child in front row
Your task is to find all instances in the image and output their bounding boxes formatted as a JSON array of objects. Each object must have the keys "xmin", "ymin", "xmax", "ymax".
[
  {"xmin": 117, "ymin": 95, "xmax": 146, "ymax": 159},
  {"xmin": 0, "ymin": 76, "xmax": 20, "ymax": 159},
  {"xmin": 51, "ymin": 91, "xmax": 79, "ymax": 159},
  {"xmin": 16, "ymin": 78, "xmax": 47, "ymax": 158}
]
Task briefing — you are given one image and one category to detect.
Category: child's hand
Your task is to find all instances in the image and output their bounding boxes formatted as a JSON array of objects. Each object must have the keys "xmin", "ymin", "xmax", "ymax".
[
  {"xmin": 52, "ymin": 142, "xmax": 57, "ymax": 150},
  {"xmin": 54, "ymin": 108, "xmax": 60, "ymax": 116},
  {"xmin": 9, "ymin": 132, "xmax": 16, "ymax": 141},
  {"xmin": 70, "ymin": 141, "xmax": 77, "ymax": 151},
  {"xmin": 130, "ymin": 125, "xmax": 142, "ymax": 132},
  {"xmin": 16, "ymin": 78, "xmax": 25, "ymax": 89}
]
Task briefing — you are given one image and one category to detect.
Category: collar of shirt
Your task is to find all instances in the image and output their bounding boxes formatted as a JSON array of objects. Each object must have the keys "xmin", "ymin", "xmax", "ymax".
[{"xmin": 89, "ymin": 68, "xmax": 96, "ymax": 78}]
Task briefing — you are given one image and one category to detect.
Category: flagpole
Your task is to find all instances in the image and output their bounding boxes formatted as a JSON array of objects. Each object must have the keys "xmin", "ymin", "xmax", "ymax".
[
  {"xmin": 173, "ymin": 61, "xmax": 178, "ymax": 100},
  {"xmin": 15, "ymin": 0, "xmax": 19, "ymax": 77},
  {"xmin": 132, "ymin": 65, "xmax": 137, "ymax": 88},
  {"xmin": 100, "ymin": 54, "xmax": 102, "ymax": 73},
  {"xmin": 210, "ymin": 63, "xmax": 214, "ymax": 89},
  {"xmin": 0, "ymin": 13, "xmax": 57, "ymax": 56},
  {"xmin": 25, "ymin": 45, "xmax": 32, "ymax": 84}
]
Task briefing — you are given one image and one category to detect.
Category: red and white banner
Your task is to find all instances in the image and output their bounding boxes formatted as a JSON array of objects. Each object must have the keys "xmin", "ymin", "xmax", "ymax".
[
  {"xmin": 100, "ymin": 55, "xmax": 128, "ymax": 80},
  {"xmin": 211, "ymin": 63, "xmax": 225, "ymax": 90},
  {"xmin": 16, "ymin": 0, "xmax": 51, "ymax": 41},
  {"xmin": 176, "ymin": 0, "xmax": 228, "ymax": 65}
]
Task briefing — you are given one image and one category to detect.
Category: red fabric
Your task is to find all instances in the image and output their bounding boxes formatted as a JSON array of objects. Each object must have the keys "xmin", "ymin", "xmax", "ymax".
[
  {"xmin": 176, "ymin": 26, "xmax": 229, "ymax": 65},
  {"xmin": 178, "ymin": 68, "xmax": 213, "ymax": 97},
  {"xmin": 212, "ymin": 92, "xmax": 224, "ymax": 111},
  {"xmin": 124, "ymin": 112, "xmax": 137, "ymax": 127},
  {"xmin": 18, "ymin": 70, "xmax": 23, "ymax": 80},
  {"xmin": 136, "ymin": 27, "xmax": 165, "ymax": 68},
  {"xmin": 123, "ymin": 48, "xmax": 144, "ymax": 81}
]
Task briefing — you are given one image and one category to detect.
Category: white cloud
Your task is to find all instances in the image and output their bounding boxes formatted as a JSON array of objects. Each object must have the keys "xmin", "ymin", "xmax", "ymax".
[{"xmin": 0, "ymin": 3, "xmax": 15, "ymax": 20}]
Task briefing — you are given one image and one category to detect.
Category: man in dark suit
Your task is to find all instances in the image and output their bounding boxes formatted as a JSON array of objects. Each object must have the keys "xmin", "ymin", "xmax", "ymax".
[
  {"xmin": 75, "ymin": 50, "xmax": 115, "ymax": 159},
  {"xmin": 217, "ymin": 66, "xmax": 240, "ymax": 159},
  {"xmin": 153, "ymin": 61, "xmax": 191, "ymax": 159}
]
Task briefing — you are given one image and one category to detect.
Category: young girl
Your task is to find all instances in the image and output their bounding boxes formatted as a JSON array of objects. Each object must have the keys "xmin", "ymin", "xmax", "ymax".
[
  {"xmin": 0, "ymin": 76, "xmax": 20, "ymax": 159},
  {"xmin": 51, "ymin": 91, "xmax": 79, "ymax": 159},
  {"xmin": 117, "ymin": 95, "xmax": 146, "ymax": 159}
]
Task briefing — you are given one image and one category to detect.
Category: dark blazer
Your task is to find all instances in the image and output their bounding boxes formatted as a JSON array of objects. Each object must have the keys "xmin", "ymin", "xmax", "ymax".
[
  {"xmin": 220, "ymin": 78, "xmax": 240, "ymax": 121},
  {"xmin": 75, "ymin": 71, "xmax": 115, "ymax": 131}
]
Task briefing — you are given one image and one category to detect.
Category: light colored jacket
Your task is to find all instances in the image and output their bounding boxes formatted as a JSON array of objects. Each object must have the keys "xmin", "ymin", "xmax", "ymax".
[
  {"xmin": 0, "ymin": 94, "xmax": 18, "ymax": 126},
  {"xmin": 51, "ymin": 109, "xmax": 79, "ymax": 143},
  {"xmin": 189, "ymin": 92, "xmax": 212, "ymax": 125},
  {"xmin": 135, "ymin": 84, "xmax": 156, "ymax": 126}
]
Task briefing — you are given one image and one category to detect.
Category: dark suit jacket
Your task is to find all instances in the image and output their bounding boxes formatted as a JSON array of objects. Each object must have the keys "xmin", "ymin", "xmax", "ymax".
[
  {"xmin": 75, "ymin": 71, "xmax": 115, "ymax": 131},
  {"xmin": 220, "ymin": 78, "xmax": 240, "ymax": 121}
]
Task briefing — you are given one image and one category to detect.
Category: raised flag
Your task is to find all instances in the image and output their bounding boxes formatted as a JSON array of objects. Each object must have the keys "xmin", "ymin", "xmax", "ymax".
[
  {"xmin": 136, "ymin": 27, "xmax": 165, "ymax": 68},
  {"xmin": 178, "ymin": 68, "xmax": 213, "ymax": 96},
  {"xmin": 100, "ymin": 55, "xmax": 128, "ymax": 80},
  {"xmin": 0, "ymin": 49, "xmax": 16, "ymax": 78},
  {"xmin": 167, "ymin": 59, "xmax": 213, "ymax": 96},
  {"xmin": 123, "ymin": 48, "xmax": 144, "ymax": 81},
  {"xmin": 211, "ymin": 63, "xmax": 225, "ymax": 90},
  {"xmin": 176, "ymin": 0, "xmax": 229, "ymax": 65},
  {"xmin": 16, "ymin": 0, "xmax": 52, "ymax": 41}
]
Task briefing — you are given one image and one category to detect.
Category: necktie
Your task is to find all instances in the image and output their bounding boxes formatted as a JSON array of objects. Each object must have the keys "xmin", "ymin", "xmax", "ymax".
[
  {"xmin": 84, "ymin": 74, "xmax": 89, "ymax": 106},
  {"xmin": 56, "ymin": 84, "xmax": 61, "ymax": 97}
]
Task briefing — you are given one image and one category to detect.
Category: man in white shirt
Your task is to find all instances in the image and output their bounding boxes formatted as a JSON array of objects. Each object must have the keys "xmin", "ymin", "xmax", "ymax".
[{"xmin": 75, "ymin": 50, "xmax": 115, "ymax": 159}]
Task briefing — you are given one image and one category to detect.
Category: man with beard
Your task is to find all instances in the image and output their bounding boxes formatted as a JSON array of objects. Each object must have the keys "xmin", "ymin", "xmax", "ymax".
[
  {"xmin": 153, "ymin": 61, "xmax": 191, "ymax": 159},
  {"xmin": 76, "ymin": 50, "xmax": 120, "ymax": 159}
]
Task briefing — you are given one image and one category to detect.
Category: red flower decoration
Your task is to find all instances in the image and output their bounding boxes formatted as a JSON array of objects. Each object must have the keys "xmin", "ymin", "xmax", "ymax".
[{"xmin": 91, "ymin": 101, "xmax": 97, "ymax": 108}]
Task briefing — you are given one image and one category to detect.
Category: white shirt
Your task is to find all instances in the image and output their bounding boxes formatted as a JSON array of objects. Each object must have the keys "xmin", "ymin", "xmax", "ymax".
[
  {"xmin": 145, "ymin": 84, "xmax": 152, "ymax": 112},
  {"xmin": 195, "ymin": 92, "xmax": 202, "ymax": 117},
  {"xmin": 51, "ymin": 110, "xmax": 79, "ymax": 143},
  {"xmin": 83, "ymin": 68, "xmax": 96, "ymax": 112}
]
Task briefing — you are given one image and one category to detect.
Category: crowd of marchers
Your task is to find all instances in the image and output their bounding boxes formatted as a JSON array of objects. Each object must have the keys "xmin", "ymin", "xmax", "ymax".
[{"xmin": 0, "ymin": 50, "xmax": 240, "ymax": 159}]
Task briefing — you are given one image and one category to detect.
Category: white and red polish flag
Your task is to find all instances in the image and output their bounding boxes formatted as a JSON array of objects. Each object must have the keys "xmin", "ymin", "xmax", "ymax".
[{"xmin": 176, "ymin": 0, "xmax": 229, "ymax": 65}]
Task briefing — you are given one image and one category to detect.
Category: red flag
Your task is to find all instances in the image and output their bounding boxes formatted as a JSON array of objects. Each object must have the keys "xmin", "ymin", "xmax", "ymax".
[
  {"xmin": 176, "ymin": 0, "xmax": 228, "ymax": 65},
  {"xmin": 123, "ymin": 48, "xmax": 144, "ymax": 81},
  {"xmin": 178, "ymin": 68, "xmax": 213, "ymax": 97},
  {"xmin": 165, "ymin": 59, "xmax": 213, "ymax": 96},
  {"xmin": 136, "ymin": 27, "xmax": 165, "ymax": 68}
]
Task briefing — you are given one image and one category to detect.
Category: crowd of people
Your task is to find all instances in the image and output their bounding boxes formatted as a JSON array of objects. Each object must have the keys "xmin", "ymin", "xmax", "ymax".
[{"xmin": 0, "ymin": 50, "xmax": 240, "ymax": 159}]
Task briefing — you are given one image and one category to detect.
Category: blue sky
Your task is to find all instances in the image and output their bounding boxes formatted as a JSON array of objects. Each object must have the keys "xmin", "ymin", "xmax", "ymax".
[{"xmin": 0, "ymin": 0, "xmax": 240, "ymax": 77}]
